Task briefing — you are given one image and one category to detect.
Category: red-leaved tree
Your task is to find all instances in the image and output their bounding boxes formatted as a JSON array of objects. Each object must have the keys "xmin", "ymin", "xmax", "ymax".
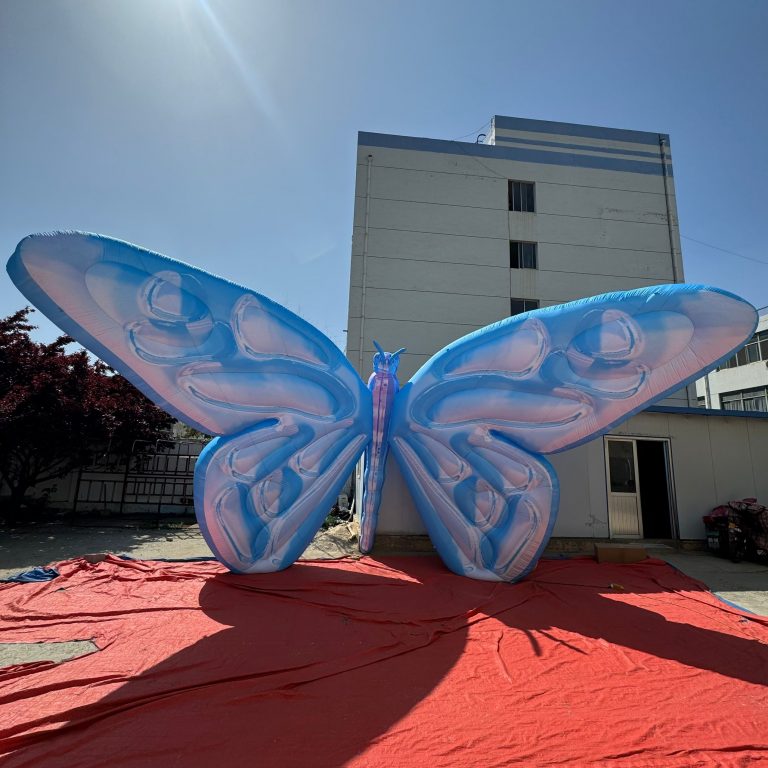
[{"xmin": 0, "ymin": 308, "xmax": 173, "ymax": 518}]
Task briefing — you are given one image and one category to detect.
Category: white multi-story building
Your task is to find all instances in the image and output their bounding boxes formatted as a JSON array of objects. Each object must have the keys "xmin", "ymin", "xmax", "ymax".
[
  {"xmin": 697, "ymin": 312, "xmax": 768, "ymax": 411},
  {"xmin": 345, "ymin": 116, "xmax": 768, "ymax": 545}
]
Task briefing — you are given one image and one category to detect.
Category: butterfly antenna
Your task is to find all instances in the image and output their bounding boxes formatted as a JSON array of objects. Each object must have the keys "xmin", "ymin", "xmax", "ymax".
[{"xmin": 373, "ymin": 340, "xmax": 385, "ymax": 357}]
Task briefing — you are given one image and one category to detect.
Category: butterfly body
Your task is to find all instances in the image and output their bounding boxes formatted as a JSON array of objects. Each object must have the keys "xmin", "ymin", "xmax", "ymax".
[
  {"xmin": 359, "ymin": 344, "xmax": 405, "ymax": 554},
  {"xmin": 7, "ymin": 232, "xmax": 758, "ymax": 582}
]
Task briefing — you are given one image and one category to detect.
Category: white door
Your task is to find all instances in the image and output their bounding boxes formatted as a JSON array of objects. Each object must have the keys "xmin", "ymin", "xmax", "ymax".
[{"xmin": 605, "ymin": 438, "xmax": 643, "ymax": 537}]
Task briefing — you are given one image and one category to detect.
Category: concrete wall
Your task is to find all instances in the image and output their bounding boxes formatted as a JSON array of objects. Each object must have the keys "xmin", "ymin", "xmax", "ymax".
[
  {"xmin": 548, "ymin": 439, "xmax": 610, "ymax": 538},
  {"xmin": 2, "ymin": 441, "xmax": 204, "ymax": 516}
]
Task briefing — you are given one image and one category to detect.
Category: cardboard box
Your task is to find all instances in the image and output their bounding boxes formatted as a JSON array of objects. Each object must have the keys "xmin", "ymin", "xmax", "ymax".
[{"xmin": 594, "ymin": 544, "xmax": 648, "ymax": 564}]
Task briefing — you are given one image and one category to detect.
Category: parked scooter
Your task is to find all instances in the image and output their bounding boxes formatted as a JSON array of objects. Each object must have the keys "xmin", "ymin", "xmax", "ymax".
[{"xmin": 703, "ymin": 498, "xmax": 768, "ymax": 563}]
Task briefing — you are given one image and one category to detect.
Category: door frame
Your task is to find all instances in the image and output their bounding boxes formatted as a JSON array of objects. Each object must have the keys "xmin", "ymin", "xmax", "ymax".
[
  {"xmin": 604, "ymin": 437, "xmax": 643, "ymax": 538},
  {"xmin": 603, "ymin": 435, "xmax": 678, "ymax": 540}
]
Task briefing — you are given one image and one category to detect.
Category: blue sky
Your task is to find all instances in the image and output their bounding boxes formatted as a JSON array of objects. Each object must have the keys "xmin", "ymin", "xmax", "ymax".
[{"xmin": 1, "ymin": 0, "xmax": 766, "ymax": 347}]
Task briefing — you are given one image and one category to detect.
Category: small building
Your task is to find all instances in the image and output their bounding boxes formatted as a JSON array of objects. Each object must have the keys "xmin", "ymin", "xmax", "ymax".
[
  {"xmin": 697, "ymin": 312, "xmax": 768, "ymax": 412},
  {"xmin": 346, "ymin": 115, "xmax": 767, "ymax": 545}
]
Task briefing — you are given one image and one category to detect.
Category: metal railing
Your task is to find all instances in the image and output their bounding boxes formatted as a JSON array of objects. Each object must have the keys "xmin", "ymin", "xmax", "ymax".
[{"xmin": 73, "ymin": 438, "xmax": 208, "ymax": 515}]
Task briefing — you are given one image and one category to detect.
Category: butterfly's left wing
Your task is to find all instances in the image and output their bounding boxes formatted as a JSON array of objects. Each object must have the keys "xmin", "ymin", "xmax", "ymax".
[
  {"xmin": 389, "ymin": 284, "xmax": 757, "ymax": 582},
  {"xmin": 8, "ymin": 232, "xmax": 372, "ymax": 572}
]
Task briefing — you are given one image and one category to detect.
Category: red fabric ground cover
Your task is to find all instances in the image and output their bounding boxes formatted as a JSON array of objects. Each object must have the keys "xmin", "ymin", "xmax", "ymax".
[{"xmin": 0, "ymin": 555, "xmax": 766, "ymax": 767}]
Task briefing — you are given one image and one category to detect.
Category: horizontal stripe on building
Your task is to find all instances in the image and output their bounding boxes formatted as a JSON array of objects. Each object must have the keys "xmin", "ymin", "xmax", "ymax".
[
  {"xmin": 492, "ymin": 115, "xmax": 668, "ymax": 145},
  {"xmin": 358, "ymin": 132, "xmax": 673, "ymax": 177}
]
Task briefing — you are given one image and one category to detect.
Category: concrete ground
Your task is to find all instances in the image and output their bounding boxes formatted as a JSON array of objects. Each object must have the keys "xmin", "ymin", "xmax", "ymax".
[
  {"xmin": 0, "ymin": 520, "xmax": 359, "ymax": 579},
  {"xmin": 652, "ymin": 548, "xmax": 768, "ymax": 616},
  {"xmin": 1, "ymin": 523, "xmax": 766, "ymax": 667}
]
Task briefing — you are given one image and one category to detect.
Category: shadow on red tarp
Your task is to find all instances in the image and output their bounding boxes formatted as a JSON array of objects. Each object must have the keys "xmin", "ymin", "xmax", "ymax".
[{"xmin": 0, "ymin": 555, "xmax": 766, "ymax": 767}]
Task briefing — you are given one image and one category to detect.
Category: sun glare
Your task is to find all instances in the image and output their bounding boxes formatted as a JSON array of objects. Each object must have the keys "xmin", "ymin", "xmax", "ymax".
[{"xmin": 168, "ymin": 0, "xmax": 279, "ymax": 123}]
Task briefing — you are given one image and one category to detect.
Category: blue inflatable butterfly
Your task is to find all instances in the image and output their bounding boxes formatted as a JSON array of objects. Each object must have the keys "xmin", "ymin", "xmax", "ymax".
[{"xmin": 7, "ymin": 233, "xmax": 757, "ymax": 581}]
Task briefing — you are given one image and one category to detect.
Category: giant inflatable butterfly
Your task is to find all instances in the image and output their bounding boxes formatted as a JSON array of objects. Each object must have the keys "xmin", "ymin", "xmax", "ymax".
[{"xmin": 7, "ymin": 233, "xmax": 757, "ymax": 581}]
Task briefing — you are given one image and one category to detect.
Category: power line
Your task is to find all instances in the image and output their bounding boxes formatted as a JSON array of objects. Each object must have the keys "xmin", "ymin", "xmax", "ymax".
[
  {"xmin": 450, "ymin": 119, "xmax": 492, "ymax": 142},
  {"xmin": 681, "ymin": 235, "xmax": 768, "ymax": 266}
]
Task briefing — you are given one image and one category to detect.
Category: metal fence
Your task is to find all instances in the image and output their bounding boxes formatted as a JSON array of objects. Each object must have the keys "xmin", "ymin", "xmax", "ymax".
[{"xmin": 73, "ymin": 438, "xmax": 208, "ymax": 515}]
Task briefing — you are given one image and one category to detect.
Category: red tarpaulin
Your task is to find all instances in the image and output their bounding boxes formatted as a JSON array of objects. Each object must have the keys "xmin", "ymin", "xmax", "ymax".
[{"xmin": 0, "ymin": 555, "xmax": 766, "ymax": 767}]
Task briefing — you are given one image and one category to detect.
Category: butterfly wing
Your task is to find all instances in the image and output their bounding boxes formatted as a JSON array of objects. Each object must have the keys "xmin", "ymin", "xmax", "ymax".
[
  {"xmin": 389, "ymin": 284, "xmax": 757, "ymax": 581},
  {"xmin": 8, "ymin": 232, "xmax": 372, "ymax": 572}
]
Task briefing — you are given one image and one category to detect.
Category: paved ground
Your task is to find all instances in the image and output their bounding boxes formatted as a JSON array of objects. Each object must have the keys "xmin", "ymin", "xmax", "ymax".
[
  {"xmin": 654, "ymin": 548, "xmax": 768, "ymax": 616},
  {"xmin": 0, "ymin": 520, "xmax": 359, "ymax": 579}
]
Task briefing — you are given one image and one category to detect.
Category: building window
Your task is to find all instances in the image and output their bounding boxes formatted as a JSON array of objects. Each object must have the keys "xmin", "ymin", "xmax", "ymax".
[
  {"xmin": 510, "ymin": 298, "xmax": 539, "ymax": 316},
  {"xmin": 508, "ymin": 180, "xmax": 535, "ymax": 212},
  {"xmin": 718, "ymin": 329, "xmax": 768, "ymax": 370},
  {"xmin": 721, "ymin": 387, "xmax": 768, "ymax": 412},
  {"xmin": 510, "ymin": 241, "xmax": 537, "ymax": 269}
]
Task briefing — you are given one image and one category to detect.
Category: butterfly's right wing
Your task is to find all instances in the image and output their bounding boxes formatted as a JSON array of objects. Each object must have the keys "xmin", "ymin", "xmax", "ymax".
[
  {"xmin": 8, "ymin": 233, "xmax": 372, "ymax": 572},
  {"xmin": 389, "ymin": 285, "xmax": 757, "ymax": 582}
]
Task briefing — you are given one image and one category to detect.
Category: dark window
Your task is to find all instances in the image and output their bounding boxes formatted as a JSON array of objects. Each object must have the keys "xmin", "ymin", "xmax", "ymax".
[
  {"xmin": 510, "ymin": 298, "xmax": 540, "ymax": 316},
  {"xmin": 608, "ymin": 440, "xmax": 636, "ymax": 494},
  {"xmin": 509, "ymin": 241, "xmax": 537, "ymax": 269},
  {"xmin": 759, "ymin": 330, "xmax": 768, "ymax": 360},
  {"xmin": 508, "ymin": 181, "xmax": 535, "ymax": 212},
  {"xmin": 721, "ymin": 387, "xmax": 768, "ymax": 412}
]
